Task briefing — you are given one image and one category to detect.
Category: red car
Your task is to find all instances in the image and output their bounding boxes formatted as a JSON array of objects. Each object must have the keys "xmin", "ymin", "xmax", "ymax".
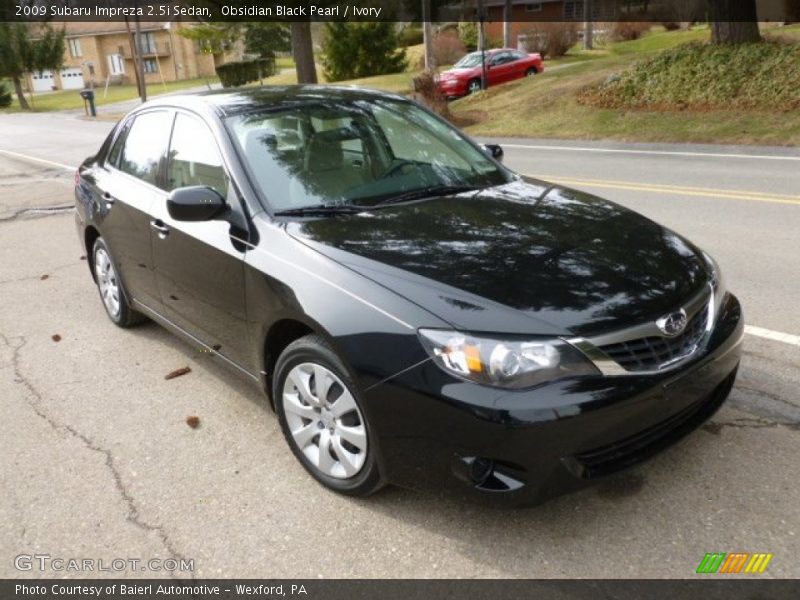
[{"xmin": 436, "ymin": 48, "xmax": 544, "ymax": 98}]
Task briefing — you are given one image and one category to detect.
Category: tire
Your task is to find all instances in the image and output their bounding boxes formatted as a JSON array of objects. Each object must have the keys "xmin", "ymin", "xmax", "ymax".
[
  {"xmin": 525, "ymin": 67, "xmax": 537, "ymax": 77},
  {"xmin": 467, "ymin": 78, "xmax": 482, "ymax": 94},
  {"xmin": 92, "ymin": 237, "xmax": 146, "ymax": 328},
  {"xmin": 273, "ymin": 334, "xmax": 383, "ymax": 496}
]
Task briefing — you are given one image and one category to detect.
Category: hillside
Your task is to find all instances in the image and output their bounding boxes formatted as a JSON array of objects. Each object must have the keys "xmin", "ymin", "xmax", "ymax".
[{"xmin": 450, "ymin": 25, "xmax": 800, "ymax": 146}]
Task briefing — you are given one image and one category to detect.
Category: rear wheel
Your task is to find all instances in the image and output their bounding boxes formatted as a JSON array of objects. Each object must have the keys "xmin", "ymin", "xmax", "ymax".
[
  {"xmin": 467, "ymin": 78, "xmax": 483, "ymax": 94},
  {"xmin": 525, "ymin": 67, "xmax": 537, "ymax": 77},
  {"xmin": 92, "ymin": 237, "xmax": 145, "ymax": 328},
  {"xmin": 274, "ymin": 334, "xmax": 383, "ymax": 496}
]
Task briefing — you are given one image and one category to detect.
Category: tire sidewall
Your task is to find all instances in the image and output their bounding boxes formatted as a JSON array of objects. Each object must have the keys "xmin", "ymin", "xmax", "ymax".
[
  {"xmin": 93, "ymin": 237, "xmax": 129, "ymax": 325},
  {"xmin": 273, "ymin": 336, "xmax": 382, "ymax": 495}
]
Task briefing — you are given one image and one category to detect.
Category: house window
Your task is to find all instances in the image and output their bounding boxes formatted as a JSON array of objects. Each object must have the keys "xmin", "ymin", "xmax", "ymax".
[
  {"xmin": 564, "ymin": 0, "xmax": 615, "ymax": 20},
  {"xmin": 138, "ymin": 32, "xmax": 157, "ymax": 55},
  {"xmin": 564, "ymin": 1, "xmax": 582, "ymax": 20},
  {"xmin": 107, "ymin": 53, "xmax": 125, "ymax": 76},
  {"xmin": 143, "ymin": 58, "xmax": 158, "ymax": 74},
  {"xmin": 68, "ymin": 38, "xmax": 82, "ymax": 58},
  {"xmin": 525, "ymin": 3, "xmax": 543, "ymax": 11}
]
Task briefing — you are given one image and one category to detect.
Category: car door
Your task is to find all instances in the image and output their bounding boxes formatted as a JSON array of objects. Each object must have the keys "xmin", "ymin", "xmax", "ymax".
[
  {"xmin": 512, "ymin": 51, "xmax": 531, "ymax": 79},
  {"xmin": 487, "ymin": 52, "xmax": 511, "ymax": 85},
  {"xmin": 150, "ymin": 110, "xmax": 253, "ymax": 372},
  {"xmin": 496, "ymin": 52, "xmax": 519, "ymax": 84},
  {"xmin": 93, "ymin": 110, "xmax": 173, "ymax": 311}
]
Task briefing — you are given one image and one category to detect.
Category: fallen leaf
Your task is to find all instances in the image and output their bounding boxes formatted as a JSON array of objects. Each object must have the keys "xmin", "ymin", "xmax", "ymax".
[
  {"xmin": 165, "ymin": 366, "xmax": 191, "ymax": 380},
  {"xmin": 186, "ymin": 416, "xmax": 200, "ymax": 429},
  {"xmin": 40, "ymin": 274, "xmax": 49, "ymax": 280},
  {"xmin": 51, "ymin": 334, "xmax": 62, "ymax": 342},
  {"xmin": 79, "ymin": 255, "xmax": 87, "ymax": 260}
]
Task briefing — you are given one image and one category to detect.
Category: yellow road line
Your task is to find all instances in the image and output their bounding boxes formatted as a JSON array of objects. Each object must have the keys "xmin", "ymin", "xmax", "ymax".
[{"xmin": 527, "ymin": 174, "xmax": 800, "ymax": 206}]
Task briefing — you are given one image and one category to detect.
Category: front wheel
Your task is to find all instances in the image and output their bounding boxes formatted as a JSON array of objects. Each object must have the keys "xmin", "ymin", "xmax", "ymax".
[
  {"xmin": 467, "ymin": 78, "xmax": 483, "ymax": 94},
  {"xmin": 525, "ymin": 67, "xmax": 538, "ymax": 77},
  {"xmin": 274, "ymin": 334, "xmax": 383, "ymax": 496}
]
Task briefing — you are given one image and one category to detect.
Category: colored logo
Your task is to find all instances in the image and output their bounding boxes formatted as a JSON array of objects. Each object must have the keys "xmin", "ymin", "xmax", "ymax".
[
  {"xmin": 696, "ymin": 552, "xmax": 773, "ymax": 574},
  {"xmin": 657, "ymin": 309, "xmax": 688, "ymax": 337}
]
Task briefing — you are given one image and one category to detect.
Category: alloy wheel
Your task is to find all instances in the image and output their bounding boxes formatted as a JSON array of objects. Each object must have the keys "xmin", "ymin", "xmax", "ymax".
[
  {"xmin": 282, "ymin": 362, "xmax": 368, "ymax": 479},
  {"xmin": 94, "ymin": 247, "xmax": 120, "ymax": 318}
]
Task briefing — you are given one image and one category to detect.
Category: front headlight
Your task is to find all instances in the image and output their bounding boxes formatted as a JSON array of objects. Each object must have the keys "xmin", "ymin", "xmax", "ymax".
[
  {"xmin": 418, "ymin": 329, "xmax": 599, "ymax": 389},
  {"xmin": 701, "ymin": 250, "xmax": 728, "ymax": 331},
  {"xmin": 702, "ymin": 251, "xmax": 725, "ymax": 297}
]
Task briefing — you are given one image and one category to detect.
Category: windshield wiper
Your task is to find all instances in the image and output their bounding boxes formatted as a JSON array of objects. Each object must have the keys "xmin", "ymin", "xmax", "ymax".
[
  {"xmin": 274, "ymin": 204, "xmax": 363, "ymax": 217},
  {"xmin": 369, "ymin": 184, "xmax": 480, "ymax": 206}
]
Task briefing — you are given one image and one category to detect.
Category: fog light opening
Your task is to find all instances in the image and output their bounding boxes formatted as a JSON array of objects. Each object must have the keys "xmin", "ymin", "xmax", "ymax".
[{"xmin": 470, "ymin": 457, "xmax": 495, "ymax": 486}]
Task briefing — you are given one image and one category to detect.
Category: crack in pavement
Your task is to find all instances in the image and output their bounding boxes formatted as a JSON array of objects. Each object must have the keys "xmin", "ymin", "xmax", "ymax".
[
  {"xmin": 0, "ymin": 261, "xmax": 83, "ymax": 286},
  {"xmin": 0, "ymin": 205, "xmax": 74, "ymax": 222},
  {"xmin": 0, "ymin": 332, "xmax": 192, "ymax": 579},
  {"xmin": 702, "ymin": 415, "xmax": 799, "ymax": 435},
  {"xmin": 743, "ymin": 348, "xmax": 800, "ymax": 370},
  {"xmin": 736, "ymin": 382, "xmax": 800, "ymax": 411}
]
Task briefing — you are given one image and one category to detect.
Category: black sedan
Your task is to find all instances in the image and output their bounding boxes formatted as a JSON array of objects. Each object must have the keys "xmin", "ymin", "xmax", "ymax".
[{"xmin": 74, "ymin": 87, "xmax": 743, "ymax": 505}]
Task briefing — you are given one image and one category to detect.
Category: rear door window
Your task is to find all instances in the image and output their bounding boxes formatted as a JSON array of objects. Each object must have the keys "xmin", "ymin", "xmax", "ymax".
[{"xmin": 107, "ymin": 122, "xmax": 131, "ymax": 168}]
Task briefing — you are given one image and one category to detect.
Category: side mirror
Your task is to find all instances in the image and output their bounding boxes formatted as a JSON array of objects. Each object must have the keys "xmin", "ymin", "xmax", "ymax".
[
  {"xmin": 167, "ymin": 186, "xmax": 225, "ymax": 222},
  {"xmin": 482, "ymin": 143, "xmax": 504, "ymax": 163}
]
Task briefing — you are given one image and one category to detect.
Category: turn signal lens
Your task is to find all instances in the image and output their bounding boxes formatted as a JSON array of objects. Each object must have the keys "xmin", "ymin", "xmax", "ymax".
[{"xmin": 418, "ymin": 329, "xmax": 599, "ymax": 390}]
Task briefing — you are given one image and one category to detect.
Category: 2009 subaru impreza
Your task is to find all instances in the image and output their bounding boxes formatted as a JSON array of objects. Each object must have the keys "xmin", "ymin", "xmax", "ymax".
[{"xmin": 75, "ymin": 87, "xmax": 743, "ymax": 505}]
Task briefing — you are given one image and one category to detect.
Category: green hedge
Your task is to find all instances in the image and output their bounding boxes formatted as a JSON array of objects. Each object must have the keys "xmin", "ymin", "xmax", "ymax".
[
  {"xmin": 215, "ymin": 57, "xmax": 276, "ymax": 88},
  {"xmin": 580, "ymin": 40, "xmax": 800, "ymax": 111},
  {"xmin": 0, "ymin": 81, "xmax": 12, "ymax": 108},
  {"xmin": 398, "ymin": 27, "xmax": 424, "ymax": 47}
]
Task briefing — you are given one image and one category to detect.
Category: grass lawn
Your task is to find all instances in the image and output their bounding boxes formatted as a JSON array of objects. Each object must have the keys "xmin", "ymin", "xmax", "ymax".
[
  {"xmin": 450, "ymin": 25, "xmax": 800, "ymax": 146},
  {"xmin": 2, "ymin": 76, "xmax": 219, "ymax": 113}
]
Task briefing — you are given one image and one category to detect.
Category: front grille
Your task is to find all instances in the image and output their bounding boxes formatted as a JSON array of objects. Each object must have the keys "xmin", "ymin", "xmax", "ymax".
[{"xmin": 598, "ymin": 305, "xmax": 709, "ymax": 372}]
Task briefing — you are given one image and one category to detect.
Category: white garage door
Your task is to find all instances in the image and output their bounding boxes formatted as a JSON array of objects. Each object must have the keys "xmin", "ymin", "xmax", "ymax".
[
  {"xmin": 60, "ymin": 68, "xmax": 85, "ymax": 90},
  {"xmin": 31, "ymin": 70, "xmax": 54, "ymax": 92}
]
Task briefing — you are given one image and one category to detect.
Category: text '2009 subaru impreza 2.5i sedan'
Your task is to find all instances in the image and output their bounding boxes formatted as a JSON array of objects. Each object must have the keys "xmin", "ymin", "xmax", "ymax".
[{"xmin": 74, "ymin": 86, "xmax": 743, "ymax": 506}]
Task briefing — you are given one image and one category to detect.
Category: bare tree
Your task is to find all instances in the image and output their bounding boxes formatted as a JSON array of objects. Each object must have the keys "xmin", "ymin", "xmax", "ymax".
[
  {"xmin": 584, "ymin": 0, "xmax": 593, "ymax": 50},
  {"xmin": 422, "ymin": 0, "xmax": 434, "ymax": 69},
  {"xmin": 709, "ymin": 0, "xmax": 761, "ymax": 44},
  {"xmin": 291, "ymin": 22, "xmax": 317, "ymax": 84}
]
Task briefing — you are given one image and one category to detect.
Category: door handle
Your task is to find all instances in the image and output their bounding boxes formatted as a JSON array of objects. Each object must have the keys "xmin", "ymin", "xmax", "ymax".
[{"xmin": 150, "ymin": 219, "xmax": 170, "ymax": 237}]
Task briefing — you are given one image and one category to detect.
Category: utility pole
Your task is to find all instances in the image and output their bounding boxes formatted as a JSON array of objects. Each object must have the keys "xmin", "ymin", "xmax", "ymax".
[
  {"xmin": 133, "ymin": 0, "xmax": 146, "ymax": 102},
  {"xmin": 584, "ymin": 0, "xmax": 594, "ymax": 50},
  {"xmin": 477, "ymin": 0, "xmax": 487, "ymax": 90}
]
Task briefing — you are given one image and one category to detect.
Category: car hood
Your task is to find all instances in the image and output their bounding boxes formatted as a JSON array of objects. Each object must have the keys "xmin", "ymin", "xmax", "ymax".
[
  {"xmin": 439, "ymin": 67, "xmax": 478, "ymax": 79},
  {"xmin": 285, "ymin": 179, "xmax": 710, "ymax": 337}
]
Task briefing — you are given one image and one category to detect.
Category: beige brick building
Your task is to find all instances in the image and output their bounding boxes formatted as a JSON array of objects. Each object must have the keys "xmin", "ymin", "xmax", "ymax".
[{"xmin": 26, "ymin": 21, "xmax": 234, "ymax": 93}]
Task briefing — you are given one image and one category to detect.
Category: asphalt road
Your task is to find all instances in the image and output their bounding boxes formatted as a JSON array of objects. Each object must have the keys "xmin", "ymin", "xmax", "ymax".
[{"xmin": 1, "ymin": 112, "xmax": 799, "ymax": 579}]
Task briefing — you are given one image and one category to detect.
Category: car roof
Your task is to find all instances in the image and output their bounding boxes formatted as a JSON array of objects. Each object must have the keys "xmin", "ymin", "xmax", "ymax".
[{"xmin": 137, "ymin": 85, "xmax": 408, "ymax": 118}]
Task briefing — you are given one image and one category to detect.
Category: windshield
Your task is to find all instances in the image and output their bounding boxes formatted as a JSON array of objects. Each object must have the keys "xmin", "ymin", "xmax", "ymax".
[
  {"xmin": 454, "ymin": 52, "xmax": 484, "ymax": 68},
  {"xmin": 226, "ymin": 98, "xmax": 509, "ymax": 212}
]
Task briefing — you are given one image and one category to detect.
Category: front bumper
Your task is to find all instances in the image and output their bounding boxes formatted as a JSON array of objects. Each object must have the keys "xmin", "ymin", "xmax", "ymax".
[
  {"xmin": 436, "ymin": 80, "xmax": 466, "ymax": 98},
  {"xmin": 364, "ymin": 292, "xmax": 743, "ymax": 505}
]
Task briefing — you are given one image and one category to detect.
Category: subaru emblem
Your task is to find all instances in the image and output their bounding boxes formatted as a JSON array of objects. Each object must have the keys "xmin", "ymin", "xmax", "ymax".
[{"xmin": 657, "ymin": 309, "xmax": 688, "ymax": 337}]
